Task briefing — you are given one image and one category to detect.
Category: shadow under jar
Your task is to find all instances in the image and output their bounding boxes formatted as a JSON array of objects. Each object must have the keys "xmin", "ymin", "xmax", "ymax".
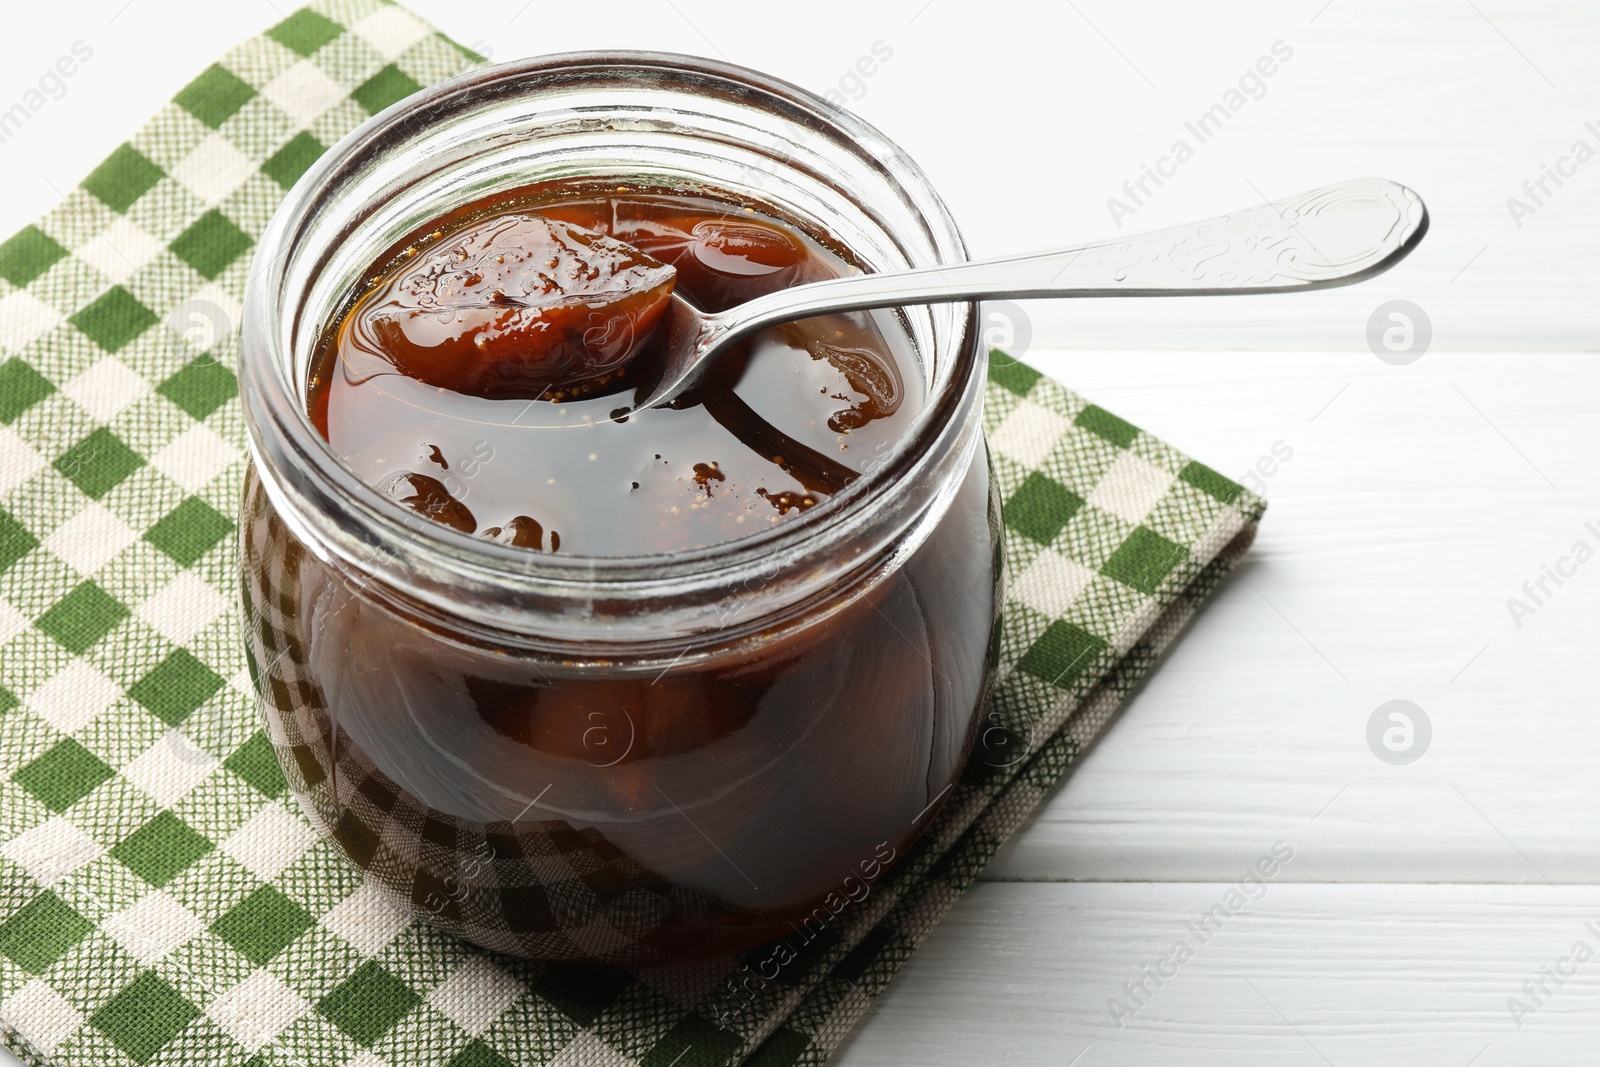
[{"xmin": 239, "ymin": 52, "xmax": 1001, "ymax": 968}]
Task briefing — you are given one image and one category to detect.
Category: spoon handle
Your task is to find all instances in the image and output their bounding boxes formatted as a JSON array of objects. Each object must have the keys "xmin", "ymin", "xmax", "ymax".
[{"xmin": 714, "ymin": 178, "xmax": 1427, "ymax": 336}]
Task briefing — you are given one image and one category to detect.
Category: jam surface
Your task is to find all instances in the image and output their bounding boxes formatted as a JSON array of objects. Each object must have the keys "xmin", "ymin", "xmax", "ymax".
[{"xmin": 311, "ymin": 184, "xmax": 921, "ymax": 556}]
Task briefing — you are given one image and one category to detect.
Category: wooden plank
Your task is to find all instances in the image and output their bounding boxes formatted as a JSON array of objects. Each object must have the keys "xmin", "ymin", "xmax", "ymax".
[
  {"xmin": 399, "ymin": 0, "xmax": 1600, "ymax": 350},
  {"xmin": 6, "ymin": 883, "xmax": 1592, "ymax": 1067},
  {"xmin": 987, "ymin": 351, "xmax": 1600, "ymax": 885},
  {"xmin": 4, "ymin": 2, "xmax": 1599, "ymax": 349},
  {"xmin": 835, "ymin": 882, "xmax": 1600, "ymax": 1065}
]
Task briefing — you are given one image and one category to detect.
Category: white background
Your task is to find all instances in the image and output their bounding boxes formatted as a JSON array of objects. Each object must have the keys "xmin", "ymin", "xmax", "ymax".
[{"xmin": 3, "ymin": 2, "xmax": 1599, "ymax": 1064}]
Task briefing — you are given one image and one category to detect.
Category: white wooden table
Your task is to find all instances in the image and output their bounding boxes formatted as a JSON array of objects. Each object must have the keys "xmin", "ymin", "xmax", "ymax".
[{"xmin": 4, "ymin": 2, "xmax": 1597, "ymax": 1063}]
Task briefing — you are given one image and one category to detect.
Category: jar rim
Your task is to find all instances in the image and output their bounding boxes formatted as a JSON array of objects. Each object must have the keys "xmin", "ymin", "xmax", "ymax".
[{"xmin": 241, "ymin": 50, "xmax": 983, "ymax": 632}]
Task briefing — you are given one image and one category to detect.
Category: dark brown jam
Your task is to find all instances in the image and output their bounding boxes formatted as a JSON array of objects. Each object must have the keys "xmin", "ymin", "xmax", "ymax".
[
  {"xmin": 308, "ymin": 183, "xmax": 921, "ymax": 556},
  {"xmin": 244, "ymin": 179, "xmax": 1000, "ymax": 967}
]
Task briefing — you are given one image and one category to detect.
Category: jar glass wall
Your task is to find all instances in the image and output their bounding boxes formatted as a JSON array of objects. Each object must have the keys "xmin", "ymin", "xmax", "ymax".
[{"xmin": 239, "ymin": 52, "xmax": 1000, "ymax": 966}]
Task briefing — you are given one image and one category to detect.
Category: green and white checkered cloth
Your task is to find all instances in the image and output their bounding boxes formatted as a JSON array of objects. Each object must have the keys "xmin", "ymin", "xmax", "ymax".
[{"xmin": 0, "ymin": 4, "xmax": 1265, "ymax": 1064}]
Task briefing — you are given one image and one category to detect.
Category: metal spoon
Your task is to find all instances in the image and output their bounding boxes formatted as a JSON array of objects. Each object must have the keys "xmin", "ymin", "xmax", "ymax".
[{"xmin": 639, "ymin": 178, "xmax": 1427, "ymax": 409}]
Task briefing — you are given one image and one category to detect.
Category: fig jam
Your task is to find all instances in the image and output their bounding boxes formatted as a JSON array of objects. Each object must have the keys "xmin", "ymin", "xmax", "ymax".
[
  {"xmin": 244, "ymin": 179, "xmax": 999, "ymax": 967},
  {"xmin": 308, "ymin": 184, "xmax": 921, "ymax": 556}
]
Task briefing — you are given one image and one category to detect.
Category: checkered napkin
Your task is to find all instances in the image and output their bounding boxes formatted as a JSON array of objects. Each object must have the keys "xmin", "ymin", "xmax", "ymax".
[{"xmin": 0, "ymin": 4, "xmax": 1266, "ymax": 1064}]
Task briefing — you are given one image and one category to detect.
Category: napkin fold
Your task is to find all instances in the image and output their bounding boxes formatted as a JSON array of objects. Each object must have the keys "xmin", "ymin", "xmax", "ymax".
[{"xmin": 0, "ymin": 4, "xmax": 1264, "ymax": 1064}]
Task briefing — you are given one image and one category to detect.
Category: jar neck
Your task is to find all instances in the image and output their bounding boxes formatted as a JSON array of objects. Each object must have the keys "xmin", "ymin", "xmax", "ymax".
[{"xmin": 241, "ymin": 52, "xmax": 982, "ymax": 656}]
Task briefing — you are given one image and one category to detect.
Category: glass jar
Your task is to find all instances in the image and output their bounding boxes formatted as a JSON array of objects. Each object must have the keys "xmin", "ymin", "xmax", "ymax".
[{"xmin": 239, "ymin": 52, "xmax": 1000, "ymax": 967}]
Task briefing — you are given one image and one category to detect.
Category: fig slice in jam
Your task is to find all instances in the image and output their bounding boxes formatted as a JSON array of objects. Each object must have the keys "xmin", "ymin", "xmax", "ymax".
[
  {"xmin": 614, "ymin": 213, "xmax": 808, "ymax": 308},
  {"xmin": 344, "ymin": 214, "xmax": 676, "ymax": 399}
]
